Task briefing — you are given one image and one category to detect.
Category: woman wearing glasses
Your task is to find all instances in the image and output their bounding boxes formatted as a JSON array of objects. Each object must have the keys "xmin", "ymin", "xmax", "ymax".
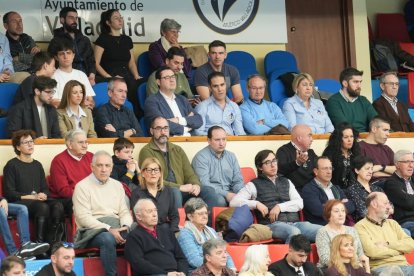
[
  {"xmin": 57, "ymin": 80, "xmax": 97, "ymax": 138},
  {"xmin": 177, "ymin": 197, "xmax": 235, "ymax": 274},
  {"xmin": 3, "ymin": 129, "xmax": 65, "ymax": 246},
  {"xmin": 130, "ymin": 157, "xmax": 179, "ymax": 233},
  {"xmin": 95, "ymin": 9, "xmax": 143, "ymax": 117}
]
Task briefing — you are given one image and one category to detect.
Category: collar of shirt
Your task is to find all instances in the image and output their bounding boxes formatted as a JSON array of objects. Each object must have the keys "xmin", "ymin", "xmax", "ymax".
[
  {"xmin": 138, "ymin": 223, "xmax": 158, "ymax": 238},
  {"xmin": 66, "ymin": 149, "xmax": 84, "ymax": 161},
  {"xmin": 382, "ymin": 93, "xmax": 398, "ymax": 105},
  {"xmin": 291, "ymin": 141, "xmax": 307, "ymax": 153},
  {"xmin": 395, "ymin": 171, "xmax": 412, "ymax": 182},
  {"xmin": 366, "ymin": 215, "xmax": 386, "ymax": 227},
  {"xmin": 339, "ymin": 89, "xmax": 358, "ymax": 103},
  {"xmin": 314, "ymin": 178, "xmax": 333, "ymax": 190},
  {"xmin": 211, "ymin": 95, "xmax": 230, "ymax": 106},
  {"xmin": 248, "ymin": 97, "xmax": 263, "ymax": 105},
  {"xmin": 90, "ymin": 172, "xmax": 109, "ymax": 185},
  {"xmin": 160, "ymin": 90, "xmax": 176, "ymax": 101},
  {"xmin": 208, "ymin": 146, "xmax": 226, "ymax": 159},
  {"xmin": 108, "ymin": 102, "xmax": 125, "ymax": 111},
  {"xmin": 66, "ymin": 106, "xmax": 86, "ymax": 118}
]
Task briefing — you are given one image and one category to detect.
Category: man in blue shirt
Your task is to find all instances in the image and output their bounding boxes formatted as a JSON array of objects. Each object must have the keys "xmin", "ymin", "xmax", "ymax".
[
  {"xmin": 240, "ymin": 74, "xmax": 289, "ymax": 135},
  {"xmin": 195, "ymin": 72, "xmax": 245, "ymax": 136},
  {"xmin": 192, "ymin": 126, "xmax": 244, "ymax": 206}
]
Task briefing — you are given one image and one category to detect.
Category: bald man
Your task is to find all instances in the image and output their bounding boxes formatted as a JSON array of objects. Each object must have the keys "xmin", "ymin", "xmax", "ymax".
[{"xmin": 276, "ymin": 125, "xmax": 318, "ymax": 192}]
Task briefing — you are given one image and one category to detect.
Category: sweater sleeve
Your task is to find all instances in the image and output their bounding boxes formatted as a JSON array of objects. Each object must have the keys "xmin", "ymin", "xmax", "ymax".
[
  {"xmin": 3, "ymin": 161, "xmax": 24, "ymax": 202},
  {"xmin": 315, "ymin": 227, "xmax": 331, "ymax": 267},
  {"xmin": 326, "ymin": 94, "xmax": 349, "ymax": 128},
  {"xmin": 50, "ymin": 156, "xmax": 75, "ymax": 198},
  {"xmin": 177, "ymin": 228, "xmax": 204, "ymax": 268}
]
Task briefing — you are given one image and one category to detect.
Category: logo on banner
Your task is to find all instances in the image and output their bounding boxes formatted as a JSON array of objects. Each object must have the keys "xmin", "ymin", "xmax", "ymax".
[{"xmin": 193, "ymin": 0, "xmax": 259, "ymax": 35}]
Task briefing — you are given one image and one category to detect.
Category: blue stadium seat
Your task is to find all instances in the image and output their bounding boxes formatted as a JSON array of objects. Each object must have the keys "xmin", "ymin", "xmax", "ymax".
[
  {"xmin": 264, "ymin": 51, "xmax": 299, "ymax": 81},
  {"xmin": 137, "ymin": 51, "xmax": 152, "ymax": 79},
  {"xmin": 315, "ymin": 79, "xmax": 341, "ymax": 94},
  {"xmin": 140, "ymin": 117, "xmax": 149, "ymax": 137},
  {"xmin": 226, "ymin": 51, "xmax": 258, "ymax": 79},
  {"xmin": 137, "ymin": 82, "xmax": 147, "ymax": 110},
  {"xmin": 372, "ymin": 78, "xmax": 408, "ymax": 103},
  {"xmin": 92, "ymin": 82, "xmax": 109, "ymax": 109},
  {"xmin": 0, "ymin": 118, "xmax": 7, "ymax": 139},
  {"xmin": 0, "ymin": 83, "xmax": 19, "ymax": 110},
  {"xmin": 227, "ymin": 79, "xmax": 249, "ymax": 99},
  {"xmin": 268, "ymin": 79, "xmax": 288, "ymax": 108}
]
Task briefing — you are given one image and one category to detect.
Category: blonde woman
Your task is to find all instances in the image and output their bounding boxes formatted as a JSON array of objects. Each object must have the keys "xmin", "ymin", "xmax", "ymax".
[
  {"xmin": 239, "ymin": 244, "xmax": 273, "ymax": 276},
  {"xmin": 130, "ymin": 157, "xmax": 179, "ymax": 233},
  {"xmin": 325, "ymin": 234, "xmax": 371, "ymax": 276},
  {"xmin": 283, "ymin": 73, "xmax": 334, "ymax": 134},
  {"xmin": 57, "ymin": 80, "xmax": 97, "ymax": 138}
]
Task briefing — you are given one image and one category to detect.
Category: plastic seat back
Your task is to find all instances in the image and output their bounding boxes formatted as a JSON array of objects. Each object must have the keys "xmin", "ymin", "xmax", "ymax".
[
  {"xmin": 240, "ymin": 167, "xmax": 256, "ymax": 184},
  {"xmin": 0, "ymin": 83, "xmax": 19, "ymax": 110},
  {"xmin": 268, "ymin": 79, "xmax": 288, "ymax": 108},
  {"xmin": 93, "ymin": 82, "xmax": 109, "ymax": 109},
  {"xmin": 226, "ymin": 51, "xmax": 258, "ymax": 79},
  {"xmin": 315, "ymin": 79, "xmax": 341, "ymax": 94},
  {"xmin": 264, "ymin": 51, "xmax": 299, "ymax": 80},
  {"xmin": 137, "ymin": 51, "xmax": 152, "ymax": 79},
  {"xmin": 137, "ymin": 82, "xmax": 147, "ymax": 110}
]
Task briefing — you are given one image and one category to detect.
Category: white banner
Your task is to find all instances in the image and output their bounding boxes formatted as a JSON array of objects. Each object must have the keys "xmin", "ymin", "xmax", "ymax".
[{"xmin": 0, "ymin": 0, "xmax": 287, "ymax": 43}]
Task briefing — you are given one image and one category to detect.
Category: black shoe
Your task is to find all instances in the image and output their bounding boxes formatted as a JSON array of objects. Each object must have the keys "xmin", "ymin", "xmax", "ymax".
[
  {"xmin": 19, "ymin": 241, "xmax": 50, "ymax": 258},
  {"xmin": 13, "ymin": 251, "xmax": 36, "ymax": 261}
]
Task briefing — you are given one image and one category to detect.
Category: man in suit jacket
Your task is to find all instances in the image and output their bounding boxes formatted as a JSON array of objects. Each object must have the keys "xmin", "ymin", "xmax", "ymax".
[
  {"xmin": 144, "ymin": 66, "xmax": 202, "ymax": 136},
  {"xmin": 373, "ymin": 71, "xmax": 414, "ymax": 132},
  {"xmin": 7, "ymin": 76, "xmax": 61, "ymax": 138}
]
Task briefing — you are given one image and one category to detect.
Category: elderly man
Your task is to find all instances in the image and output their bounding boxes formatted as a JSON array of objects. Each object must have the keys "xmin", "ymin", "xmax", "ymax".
[
  {"xmin": 195, "ymin": 72, "xmax": 245, "ymax": 136},
  {"xmin": 269, "ymin": 234, "xmax": 322, "ymax": 276},
  {"xmin": 73, "ymin": 150, "xmax": 133, "ymax": 276},
  {"xmin": 35, "ymin": 242, "xmax": 76, "ymax": 276},
  {"xmin": 276, "ymin": 125, "xmax": 318, "ymax": 192},
  {"xmin": 49, "ymin": 130, "xmax": 93, "ymax": 215},
  {"xmin": 373, "ymin": 71, "xmax": 414, "ymax": 132},
  {"xmin": 194, "ymin": 40, "xmax": 243, "ymax": 104},
  {"xmin": 240, "ymin": 74, "xmax": 289, "ymax": 135},
  {"xmin": 384, "ymin": 150, "xmax": 414, "ymax": 237},
  {"xmin": 125, "ymin": 199, "xmax": 188, "ymax": 276},
  {"xmin": 359, "ymin": 117, "xmax": 395, "ymax": 185},
  {"xmin": 355, "ymin": 192, "xmax": 414, "ymax": 275},
  {"xmin": 146, "ymin": 47, "xmax": 193, "ymax": 98},
  {"xmin": 326, "ymin": 67, "xmax": 377, "ymax": 133},
  {"xmin": 48, "ymin": 7, "xmax": 96, "ymax": 85},
  {"xmin": 3, "ymin": 11, "xmax": 40, "ymax": 73},
  {"xmin": 191, "ymin": 238, "xmax": 235, "ymax": 276},
  {"xmin": 7, "ymin": 76, "xmax": 60, "ymax": 138},
  {"xmin": 139, "ymin": 116, "xmax": 217, "ymax": 209},
  {"xmin": 144, "ymin": 66, "xmax": 202, "ymax": 136},
  {"xmin": 301, "ymin": 157, "xmax": 355, "ymax": 225},
  {"xmin": 192, "ymin": 126, "xmax": 244, "ymax": 206},
  {"xmin": 95, "ymin": 77, "xmax": 143, "ymax": 137}
]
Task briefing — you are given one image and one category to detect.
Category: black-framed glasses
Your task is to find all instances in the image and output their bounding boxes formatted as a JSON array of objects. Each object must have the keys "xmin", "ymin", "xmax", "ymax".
[
  {"xmin": 144, "ymin": 168, "xmax": 160, "ymax": 174},
  {"xmin": 160, "ymin": 75, "xmax": 176, "ymax": 80},
  {"xmin": 20, "ymin": 140, "xmax": 34, "ymax": 146},
  {"xmin": 42, "ymin": 89, "xmax": 56, "ymax": 95},
  {"xmin": 152, "ymin": 126, "xmax": 169, "ymax": 132},
  {"xmin": 262, "ymin": 159, "xmax": 277, "ymax": 166}
]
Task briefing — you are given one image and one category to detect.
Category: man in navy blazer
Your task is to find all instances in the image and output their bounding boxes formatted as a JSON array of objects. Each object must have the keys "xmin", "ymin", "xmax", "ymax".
[{"xmin": 144, "ymin": 66, "xmax": 202, "ymax": 136}]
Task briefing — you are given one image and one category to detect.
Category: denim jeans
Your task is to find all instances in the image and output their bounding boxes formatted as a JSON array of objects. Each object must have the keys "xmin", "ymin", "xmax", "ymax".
[
  {"xmin": 170, "ymin": 186, "xmax": 218, "ymax": 209},
  {"xmin": 0, "ymin": 203, "xmax": 30, "ymax": 254},
  {"xmin": 88, "ymin": 232, "xmax": 118, "ymax": 276},
  {"xmin": 268, "ymin": 221, "xmax": 322, "ymax": 244},
  {"xmin": 401, "ymin": 221, "xmax": 414, "ymax": 237},
  {"xmin": 372, "ymin": 265, "xmax": 414, "ymax": 276}
]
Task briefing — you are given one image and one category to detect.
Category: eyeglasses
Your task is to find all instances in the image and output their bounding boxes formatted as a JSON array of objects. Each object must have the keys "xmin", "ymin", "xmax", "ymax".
[
  {"xmin": 160, "ymin": 75, "xmax": 176, "ymax": 81},
  {"xmin": 262, "ymin": 159, "xmax": 277, "ymax": 166},
  {"xmin": 398, "ymin": 160, "xmax": 414, "ymax": 165},
  {"xmin": 42, "ymin": 89, "xmax": 56, "ymax": 95},
  {"xmin": 76, "ymin": 140, "xmax": 89, "ymax": 146},
  {"xmin": 20, "ymin": 140, "xmax": 34, "ymax": 146},
  {"xmin": 112, "ymin": 16, "xmax": 124, "ymax": 21},
  {"xmin": 144, "ymin": 168, "xmax": 160, "ymax": 174},
  {"xmin": 193, "ymin": 210, "xmax": 210, "ymax": 216},
  {"xmin": 249, "ymin": 86, "xmax": 265, "ymax": 91},
  {"xmin": 152, "ymin": 126, "xmax": 170, "ymax": 132},
  {"xmin": 383, "ymin": 82, "xmax": 399, "ymax": 87},
  {"xmin": 167, "ymin": 29, "xmax": 181, "ymax": 35}
]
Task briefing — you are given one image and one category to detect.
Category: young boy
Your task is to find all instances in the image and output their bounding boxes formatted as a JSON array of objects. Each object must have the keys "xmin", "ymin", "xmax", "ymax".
[
  {"xmin": 111, "ymin": 137, "xmax": 140, "ymax": 207},
  {"xmin": 50, "ymin": 39, "xmax": 95, "ymax": 108}
]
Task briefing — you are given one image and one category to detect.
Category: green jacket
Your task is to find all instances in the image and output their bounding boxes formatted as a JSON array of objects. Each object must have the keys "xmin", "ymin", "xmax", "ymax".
[
  {"xmin": 138, "ymin": 139, "xmax": 200, "ymax": 188},
  {"xmin": 146, "ymin": 71, "xmax": 193, "ymax": 98}
]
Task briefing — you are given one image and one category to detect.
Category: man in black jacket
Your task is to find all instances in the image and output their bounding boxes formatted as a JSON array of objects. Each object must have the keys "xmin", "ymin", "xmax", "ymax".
[
  {"xmin": 269, "ymin": 234, "xmax": 322, "ymax": 276},
  {"xmin": 48, "ymin": 7, "xmax": 96, "ymax": 86},
  {"xmin": 7, "ymin": 76, "xmax": 61, "ymax": 138},
  {"xmin": 35, "ymin": 242, "xmax": 76, "ymax": 276},
  {"xmin": 125, "ymin": 198, "xmax": 188, "ymax": 276}
]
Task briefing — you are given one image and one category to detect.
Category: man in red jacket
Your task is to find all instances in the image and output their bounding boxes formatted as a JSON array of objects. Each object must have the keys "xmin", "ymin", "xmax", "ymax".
[{"xmin": 49, "ymin": 129, "xmax": 93, "ymax": 216}]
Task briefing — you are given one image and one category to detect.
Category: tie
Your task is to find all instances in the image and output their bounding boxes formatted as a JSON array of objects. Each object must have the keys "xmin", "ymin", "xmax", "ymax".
[{"xmin": 297, "ymin": 270, "xmax": 304, "ymax": 276}]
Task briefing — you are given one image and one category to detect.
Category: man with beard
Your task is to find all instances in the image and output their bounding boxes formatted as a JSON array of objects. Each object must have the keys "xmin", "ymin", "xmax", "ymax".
[
  {"xmin": 7, "ymin": 76, "xmax": 61, "ymax": 138},
  {"xmin": 355, "ymin": 192, "xmax": 414, "ymax": 275},
  {"xmin": 359, "ymin": 117, "xmax": 395, "ymax": 184},
  {"xmin": 138, "ymin": 116, "xmax": 217, "ymax": 209},
  {"xmin": 35, "ymin": 242, "xmax": 76, "ymax": 276},
  {"xmin": 326, "ymin": 67, "xmax": 377, "ymax": 133},
  {"xmin": 48, "ymin": 7, "xmax": 96, "ymax": 86},
  {"xmin": 3, "ymin": 11, "xmax": 40, "ymax": 73}
]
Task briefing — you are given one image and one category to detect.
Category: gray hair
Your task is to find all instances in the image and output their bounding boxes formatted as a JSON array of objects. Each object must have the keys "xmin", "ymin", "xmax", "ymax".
[
  {"xmin": 379, "ymin": 71, "xmax": 398, "ymax": 84},
  {"xmin": 160, "ymin": 18, "xmax": 181, "ymax": 35},
  {"xmin": 246, "ymin": 74, "xmax": 267, "ymax": 88},
  {"xmin": 65, "ymin": 129, "xmax": 86, "ymax": 143},
  {"xmin": 240, "ymin": 244, "xmax": 270, "ymax": 274},
  {"xmin": 184, "ymin": 197, "xmax": 207, "ymax": 216},
  {"xmin": 202, "ymin": 238, "xmax": 227, "ymax": 263},
  {"xmin": 91, "ymin": 150, "xmax": 112, "ymax": 165},
  {"xmin": 394, "ymin": 149, "xmax": 413, "ymax": 164},
  {"xmin": 133, "ymin": 198, "xmax": 154, "ymax": 214},
  {"xmin": 108, "ymin": 77, "xmax": 126, "ymax": 91}
]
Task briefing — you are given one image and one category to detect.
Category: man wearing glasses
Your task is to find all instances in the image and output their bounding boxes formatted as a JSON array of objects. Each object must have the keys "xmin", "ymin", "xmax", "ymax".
[
  {"xmin": 139, "ymin": 116, "xmax": 217, "ymax": 209},
  {"xmin": 7, "ymin": 76, "xmax": 61, "ymax": 138},
  {"xmin": 36, "ymin": 242, "xmax": 75, "ymax": 276},
  {"xmin": 95, "ymin": 77, "xmax": 143, "ymax": 138},
  {"xmin": 144, "ymin": 66, "xmax": 202, "ymax": 136},
  {"xmin": 373, "ymin": 71, "xmax": 414, "ymax": 132},
  {"xmin": 384, "ymin": 150, "xmax": 414, "ymax": 237}
]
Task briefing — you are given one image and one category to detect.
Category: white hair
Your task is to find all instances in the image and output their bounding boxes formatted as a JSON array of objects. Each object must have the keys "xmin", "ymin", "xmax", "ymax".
[{"xmin": 240, "ymin": 244, "xmax": 270, "ymax": 274}]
